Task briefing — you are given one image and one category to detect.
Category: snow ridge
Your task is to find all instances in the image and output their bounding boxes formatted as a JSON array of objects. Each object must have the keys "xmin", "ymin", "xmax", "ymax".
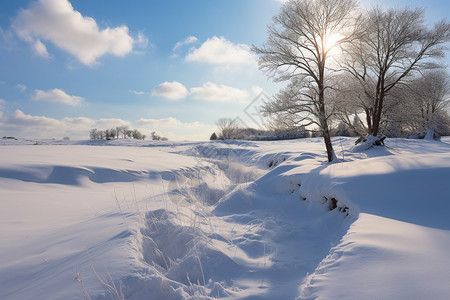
[{"xmin": 1, "ymin": 137, "xmax": 450, "ymax": 299}]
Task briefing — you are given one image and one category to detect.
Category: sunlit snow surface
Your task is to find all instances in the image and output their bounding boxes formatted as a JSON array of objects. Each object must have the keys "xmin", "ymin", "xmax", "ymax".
[{"xmin": 0, "ymin": 137, "xmax": 449, "ymax": 299}]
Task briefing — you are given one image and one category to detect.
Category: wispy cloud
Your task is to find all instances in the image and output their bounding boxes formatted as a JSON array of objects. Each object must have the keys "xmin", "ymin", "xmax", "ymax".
[
  {"xmin": 136, "ymin": 32, "xmax": 149, "ymax": 48},
  {"xmin": 12, "ymin": 0, "xmax": 134, "ymax": 66},
  {"xmin": 173, "ymin": 35, "xmax": 198, "ymax": 51},
  {"xmin": 16, "ymin": 84, "xmax": 27, "ymax": 92},
  {"xmin": 0, "ymin": 99, "xmax": 5, "ymax": 119},
  {"xmin": 186, "ymin": 36, "xmax": 255, "ymax": 65},
  {"xmin": 129, "ymin": 89, "xmax": 146, "ymax": 95},
  {"xmin": 32, "ymin": 88, "xmax": 85, "ymax": 106}
]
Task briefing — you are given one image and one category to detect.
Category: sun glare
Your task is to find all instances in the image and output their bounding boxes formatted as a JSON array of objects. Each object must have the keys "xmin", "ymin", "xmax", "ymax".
[{"xmin": 322, "ymin": 31, "xmax": 345, "ymax": 54}]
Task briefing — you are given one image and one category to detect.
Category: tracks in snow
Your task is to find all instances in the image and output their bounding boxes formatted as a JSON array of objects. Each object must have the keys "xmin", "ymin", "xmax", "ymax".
[{"xmin": 128, "ymin": 145, "xmax": 354, "ymax": 299}]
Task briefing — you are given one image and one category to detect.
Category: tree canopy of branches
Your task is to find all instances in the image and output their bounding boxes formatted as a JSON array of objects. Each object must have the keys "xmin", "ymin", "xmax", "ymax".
[
  {"xmin": 387, "ymin": 71, "xmax": 450, "ymax": 138},
  {"xmin": 341, "ymin": 6, "xmax": 450, "ymax": 137},
  {"xmin": 253, "ymin": 0, "xmax": 361, "ymax": 162}
]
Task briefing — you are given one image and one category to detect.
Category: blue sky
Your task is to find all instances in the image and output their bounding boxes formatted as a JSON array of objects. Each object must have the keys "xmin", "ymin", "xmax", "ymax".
[{"xmin": 0, "ymin": 0, "xmax": 449, "ymax": 140}]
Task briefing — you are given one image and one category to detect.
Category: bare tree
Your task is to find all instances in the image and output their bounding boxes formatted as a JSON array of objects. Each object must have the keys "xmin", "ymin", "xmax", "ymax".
[
  {"xmin": 342, "ymin": 7, "xmax": 450, "ymax": 139},
  {"xmin": 90, "ymin": 128, "xmax": 100, "ymax": 140},
  {"xmin": 216, "ymin": 118, "xmax": 240, "ymax": 140},
  {"xmin": 132, "ymin": 129, "xmax": 143, "ymax": 140},
  {"xmin": 388, "ymin": 71, "xmax": 450, "ymax": 138},
  {"xmin": 116, "ymin": 126, "xmax": 129, "ymax": 139},
  {"xmin": 262, "ymin": 77, "xmax": 337, "ymax": 136},
  {"xmin": 253, "ymin": 0, "xmax": 361, "ymax": 162}
]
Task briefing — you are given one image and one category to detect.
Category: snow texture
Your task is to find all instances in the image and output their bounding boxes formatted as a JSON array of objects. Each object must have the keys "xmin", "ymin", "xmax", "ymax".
[{"xmin": 1, "ymin": 136, "xmax": 449, "ymax": 299}]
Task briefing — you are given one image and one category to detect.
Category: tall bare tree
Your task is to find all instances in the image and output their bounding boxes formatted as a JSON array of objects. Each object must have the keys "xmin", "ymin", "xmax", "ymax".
[
  {"xmin": 253, "ymin": 0, "xmax": 361, "ymax": 162},
  {"xmin": 342, "ymin": 7, "xmax": 450, "ymax": 138}
]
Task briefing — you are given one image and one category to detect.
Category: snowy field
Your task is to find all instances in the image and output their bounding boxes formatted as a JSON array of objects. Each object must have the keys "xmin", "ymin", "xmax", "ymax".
[{"xmin": 1, "ymin": 137, "xmax": 450, "ymax": 299}]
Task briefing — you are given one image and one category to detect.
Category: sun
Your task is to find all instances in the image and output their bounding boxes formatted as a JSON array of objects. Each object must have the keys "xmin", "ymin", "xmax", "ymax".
[{"xmin": 321, "ymin": 31, "xmax": 345, "ymax": 54}]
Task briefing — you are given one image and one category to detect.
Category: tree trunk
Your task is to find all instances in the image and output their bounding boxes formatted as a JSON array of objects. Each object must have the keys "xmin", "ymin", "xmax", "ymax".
[
  {"xmin": 322, "ymin": 125, "xmax": 334, "ymax": 162},
  {"xmin": 318, "ymin": 79, "xmax": 334, "ymax": 162},
  {"xmin": 372, "ymin": 97, "xmax": 383, "ymax": 136},
  {"xmin": 365, "ymin": 107, "xmax": 373, "ymax": 135}
]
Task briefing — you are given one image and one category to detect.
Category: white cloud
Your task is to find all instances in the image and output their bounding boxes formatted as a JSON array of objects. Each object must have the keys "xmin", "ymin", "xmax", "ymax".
[
  {"xmin": 11, "ymin": 109, "xmax": 60, "ymax": 127},
  {"xmin": 136, "ymin": 117, "xmax": 182, "ymax": 128},
  {"xmin": 151, "ymin": 81, "xmax": 189, "ymax": 100},
  {"xmin": 12, "ymin": 0, "xmax": 134, "ymax": 66},
  {"xmin": 151, "ymin": 80, "xmax": 251, "ymax": 102},
  {"xmin": 136, "ymin": 117, "xmax": 214, "ymax": 141},
  {"xmin": 173, "ymin": 36, "xmax": 198, "ymax": 51},
  {"xmin": 0, "ymin": 110, "xmax": 212, "ymax": 140},
  {"xmin": 94, "ymin": 118, "xmax": 130, "ymax": 129},
  {"xmin": 190, "ymin": 82, "xmax": 249, "ymax": 102},
  {"xmin": 32, "ymin": 39, "xmax": 49, "ymax": 58},
  {"xmin": 252, "ymin": 85, "xmax": 265, "ymax": 95},
  {"xmin": 4, "ymin": 110, "xmax": 131, "ymax": 138},
  {"xmin": 32, "ymin": 88, "xmax": 85, "ymax": 106},
  {"xmin": 186, "ymin": 36, "xmax": 255, "ymax": 65}
]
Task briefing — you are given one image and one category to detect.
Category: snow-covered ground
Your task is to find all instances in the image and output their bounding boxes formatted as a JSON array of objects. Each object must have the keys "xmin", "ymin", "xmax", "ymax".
[{"xmin": 1, "ymin": 137, "xmax": 449, "ymax": 299}]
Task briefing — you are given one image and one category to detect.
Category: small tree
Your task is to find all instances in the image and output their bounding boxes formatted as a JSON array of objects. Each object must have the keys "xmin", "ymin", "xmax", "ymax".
[
  {"xmin": 90, "ymin": 128, "xmax": 98, "ymax": 140},
  {"xmin": 132, "ymin": 129, "xmax": 142, "ymax": 140},
  {"xmin": 210, "ymin": 132, "xmax": 218, "ymax": 140}
]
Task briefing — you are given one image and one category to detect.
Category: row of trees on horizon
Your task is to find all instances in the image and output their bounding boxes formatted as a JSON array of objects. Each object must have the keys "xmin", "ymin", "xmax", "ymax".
[{"xmin": 89, "ymin": 126, "xmax": 168, "ymax": 141}]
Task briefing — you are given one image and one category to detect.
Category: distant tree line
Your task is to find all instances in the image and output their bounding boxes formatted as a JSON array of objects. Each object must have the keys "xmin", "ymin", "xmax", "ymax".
[
  {"xmin": 210, "ymin": 118, "xmax": 309, "ymax": 141},
  {"xmin": 212, "ymin": 105, "xmax": 450, "ymax": 142},
  {"xmin": 89, "ymin": 126, "xmax": 168, "ymax": 141}
]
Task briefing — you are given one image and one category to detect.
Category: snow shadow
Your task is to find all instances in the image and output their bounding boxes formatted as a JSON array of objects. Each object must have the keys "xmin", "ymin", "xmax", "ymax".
[
  {"xmin": 0, "ymin": 165, "xmax": 145, "ymax": 185},
  {"xmin": 209, "ymin": 161, "xmax": 354, "ymax": 298},
  {"xmin": 340, "ymin": 166, "xmax": 450, "ymax": 230}
]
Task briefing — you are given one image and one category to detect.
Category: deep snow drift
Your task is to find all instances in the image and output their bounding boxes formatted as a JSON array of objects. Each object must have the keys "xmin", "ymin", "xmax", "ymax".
[{"xmin": 0, "ymin": 137, "xmax": 449, "ymax": 299}]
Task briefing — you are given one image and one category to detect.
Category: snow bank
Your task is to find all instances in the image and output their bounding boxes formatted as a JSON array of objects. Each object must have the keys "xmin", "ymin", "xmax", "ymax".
[
  {"xmin": 299, "ymin": 213, "xmax": 450, "ymax": 300},
  {"xmin": 1, "ymin": 137, "xmax": 450, "ymax": 299}
]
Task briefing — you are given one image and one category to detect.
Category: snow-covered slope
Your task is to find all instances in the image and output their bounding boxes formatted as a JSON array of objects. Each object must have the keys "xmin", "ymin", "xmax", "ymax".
[{"xmin": 0, "ymin": 137, "xmax": 449, "ymax": 299}]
